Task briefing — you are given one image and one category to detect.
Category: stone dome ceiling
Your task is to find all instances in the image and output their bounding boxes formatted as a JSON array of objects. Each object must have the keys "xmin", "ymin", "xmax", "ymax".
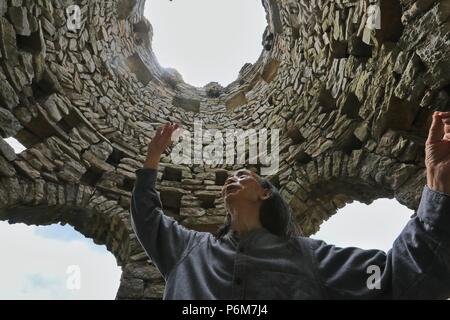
[{"xmin": 0, "ymin": 0, "xmax": 449, "ymax": 298}]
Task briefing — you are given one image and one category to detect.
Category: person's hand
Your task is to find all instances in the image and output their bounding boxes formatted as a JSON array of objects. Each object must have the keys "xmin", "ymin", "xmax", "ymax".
[
  {"xmin": 425, "ymin": 111, "xmax": 450, "ymax": 195},
  {"xmin": 143, "ymin": 122, "xmax": 179, "ymax": 169}
]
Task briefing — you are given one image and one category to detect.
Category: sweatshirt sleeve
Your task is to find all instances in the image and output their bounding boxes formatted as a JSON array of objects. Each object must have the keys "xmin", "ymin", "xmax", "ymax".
[
  {"xmin": 305, "ymin": 185, "xmax": 450, "ymax": 299},
  {"xmin": 130, "ymin": 168, "xmax": 205, "ymax": 279}
]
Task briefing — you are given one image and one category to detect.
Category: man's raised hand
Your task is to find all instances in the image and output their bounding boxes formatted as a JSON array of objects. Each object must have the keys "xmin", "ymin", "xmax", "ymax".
[
  {"xmin": 425, "ymin": 111, "xmax": 450, "ymax": 194},
  {"xmin": 143, "ymin": 122, "xmax": 179, "ymax": 169}
]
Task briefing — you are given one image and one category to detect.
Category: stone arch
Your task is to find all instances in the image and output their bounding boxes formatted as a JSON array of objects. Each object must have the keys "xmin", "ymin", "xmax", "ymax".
[
  {"xmin": 0, "ymin": 172, "xmax": 166, "ymax": 299},
  {"xmin": 0, "ymin": 175, "xmax": 131, "ymax": 263},
  {"xmin": 279, "ymin": 150, "xmax": 424, "ymax": 236}
]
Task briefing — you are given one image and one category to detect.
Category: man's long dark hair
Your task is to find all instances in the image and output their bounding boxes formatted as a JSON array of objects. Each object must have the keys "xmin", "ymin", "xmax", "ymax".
[{"xmin": 215, "ymin": 178, "xmax": 301, "ymax": 240}]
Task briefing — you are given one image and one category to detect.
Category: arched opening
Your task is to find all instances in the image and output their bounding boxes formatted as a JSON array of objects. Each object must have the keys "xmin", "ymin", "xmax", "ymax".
[
  {"xmin": 0, "ymin": 221, "xmax": 121, "ymax": 299},
  {"xmin": 312, "ymin": 198, "xmax": 413, "ymax": 252},
  {"xmin": 144, "ymin": 0, "xmax": 267, "ymax": 87}
]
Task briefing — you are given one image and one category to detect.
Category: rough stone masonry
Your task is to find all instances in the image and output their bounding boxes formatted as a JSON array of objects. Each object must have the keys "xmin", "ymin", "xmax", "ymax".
[{"xmin": 0, "ymin": 0, "xmax": 449, "ymax": 299}]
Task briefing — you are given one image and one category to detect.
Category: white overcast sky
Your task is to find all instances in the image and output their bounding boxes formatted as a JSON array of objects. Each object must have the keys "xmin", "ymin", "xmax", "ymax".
[
  {"xmin": 144, "ymin": 0, "xmax": 267, "ymax": 87},
  {"xmin": 0, "ymin": 221, "xmax": 121, "ymax": 299},
  {"xmin": 0, "ymin": 0, "xmax": 414, "ymax": 299}
]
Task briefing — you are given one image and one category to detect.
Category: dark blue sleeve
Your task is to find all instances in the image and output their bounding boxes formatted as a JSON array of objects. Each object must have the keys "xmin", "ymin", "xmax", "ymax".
[
  {"xmin": 306, "ymin": 185, "xmax": 450, "ymax": 299},
  {"xmin": 130, "ymin": 168, "xmax": 205, "ymax": 279}
]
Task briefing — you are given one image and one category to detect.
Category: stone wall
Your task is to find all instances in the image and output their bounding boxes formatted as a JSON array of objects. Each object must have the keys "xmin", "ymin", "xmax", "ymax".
[{"xmin": 0, "ymin": 0, "xmax": 449, "ymax": 299}]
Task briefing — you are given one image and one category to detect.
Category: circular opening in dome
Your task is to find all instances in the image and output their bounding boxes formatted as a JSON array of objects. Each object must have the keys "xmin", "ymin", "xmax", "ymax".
[{"xmin": 144, "ymin": 0, "xmax": 267, "ymax": 88}]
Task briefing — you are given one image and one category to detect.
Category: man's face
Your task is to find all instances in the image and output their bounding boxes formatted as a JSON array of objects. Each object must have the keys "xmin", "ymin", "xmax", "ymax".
[{"xmin": 221, "ymin": 169, "xmax": 270, "ymax": 207}]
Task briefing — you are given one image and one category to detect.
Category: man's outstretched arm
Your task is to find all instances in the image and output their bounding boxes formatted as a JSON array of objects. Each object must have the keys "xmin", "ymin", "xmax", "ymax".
[
  {"xmin": 130, "ymin": 123, "xmax": 204, "ymax": 279},
  {"xmin": 305, "ymin": 184, "xmax": 450, "ymax": 299},
  {"xmin": 305, "ymin": 112, "xmax": 450, "ymax": 299}
]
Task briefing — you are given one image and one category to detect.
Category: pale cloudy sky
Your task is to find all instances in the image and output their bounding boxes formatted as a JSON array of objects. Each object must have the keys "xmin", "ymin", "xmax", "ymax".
[
  {"xmin": 144, "ymin": 0, "xmax": 267, "ymax": 87},
  {"xmin": 0, "ymin": 221, "xmax": 122, "ymax": 299},
  {"xmin": 313, "ymin": 199, "xmax": 412, "ymax": 252},
  {"xmin": 0, "ymin": 0, "xmax": 414, "ymax": 299}
]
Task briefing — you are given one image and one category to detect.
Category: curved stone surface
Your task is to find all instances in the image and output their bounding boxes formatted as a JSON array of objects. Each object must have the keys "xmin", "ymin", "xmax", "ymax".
[{"xmin": 0, "ymin": 0, "xmax": 449, "ymax": 299}]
